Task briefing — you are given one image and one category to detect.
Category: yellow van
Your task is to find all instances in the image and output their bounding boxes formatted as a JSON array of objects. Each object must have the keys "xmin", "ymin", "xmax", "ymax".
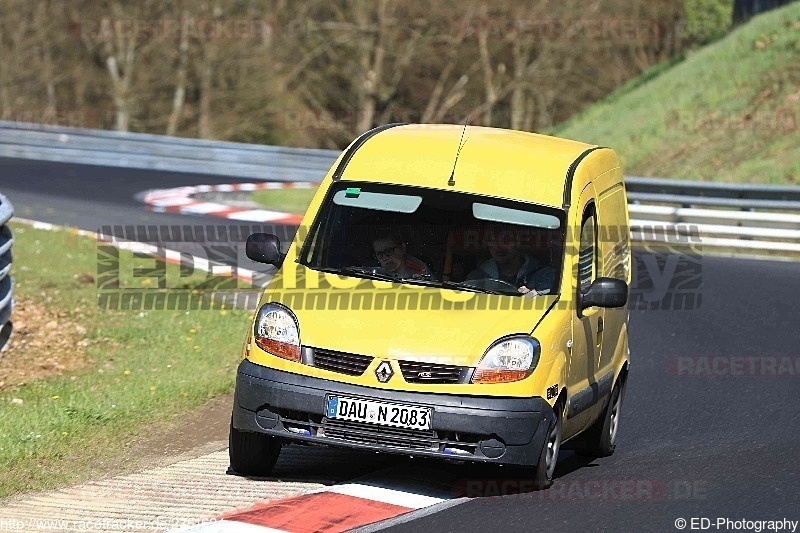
[{"xmin": 231, "ymin": 124, "xmax": 631, "ymax": 489}]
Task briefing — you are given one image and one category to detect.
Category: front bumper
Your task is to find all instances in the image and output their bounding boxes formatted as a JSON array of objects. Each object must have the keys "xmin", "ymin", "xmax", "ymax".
[{"xmin": 233, "ymin": 359, "xmax": 553, "ymax": 467}]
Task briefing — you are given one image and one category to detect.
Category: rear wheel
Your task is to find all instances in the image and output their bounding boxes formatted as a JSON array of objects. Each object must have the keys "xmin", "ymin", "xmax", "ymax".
[
  {"xmin": 228, "ymin": 422, "xmax": 282, "ymax": 476},
  {"xmin": 579, "ymin": 373, "xmax": 626, "ymax": 457}
]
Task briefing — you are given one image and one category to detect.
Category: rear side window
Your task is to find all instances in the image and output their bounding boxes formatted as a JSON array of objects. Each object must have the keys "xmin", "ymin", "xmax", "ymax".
[{"xmin": 578, "ymin": 204, "xmax": 597, "ymax": 293}]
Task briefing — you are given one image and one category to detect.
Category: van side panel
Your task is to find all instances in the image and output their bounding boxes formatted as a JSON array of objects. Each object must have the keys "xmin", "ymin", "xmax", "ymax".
[
  {"xmin": 593, "ymin": 154, "xmax": 630, "ymax": 384},
  {"xmin": 596, "ymin": 169, "xmax": 630, "ymax": 284}
]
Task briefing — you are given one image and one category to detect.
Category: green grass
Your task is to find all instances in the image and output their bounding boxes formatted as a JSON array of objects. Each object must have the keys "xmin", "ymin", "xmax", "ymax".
[
  {"xmin": 552, "ymin": 3, "xmax": 800, "ymax": 184},
  {"xmin": 251, "ymin": 188, "xmax": 317, "ymax": 214},
  {"xmin": 0, "ymin": 222, "xmax": 252, "ymax": 497}
]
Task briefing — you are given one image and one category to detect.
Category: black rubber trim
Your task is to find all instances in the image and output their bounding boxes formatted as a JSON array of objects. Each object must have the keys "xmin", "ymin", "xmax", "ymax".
[
  {"xmin": 597, "ymin": 181, "xmax": 623, "ymax": 199},
  {"xmin": 576, "ymin": 200, "xmax": 597, "ymax": 318},
  {"xmin": 531, "ymin": 296, "xmax": 559, "ymax": 334},
  {"xmin": 233, "ymin": 359, "xmax": 554, "ymax": 466},
  {"xmin": 567, "ymin": 368, "xmax": 613, "ymax": 418},
  {"xmin": 562, "ymin": 146, "xmax": 605, "ymax": 210},
  {"xmin": 332, "ymin": 123, "xmax": 407, "ymax": 182}
]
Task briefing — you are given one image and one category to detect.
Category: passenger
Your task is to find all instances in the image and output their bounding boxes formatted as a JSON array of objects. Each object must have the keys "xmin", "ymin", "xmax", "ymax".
[
  {"xmin": 467, "ymin": 228, "xmax": 554, "ymax": 295},
  {"xmin": 372, "ymin": 233, "xmax": 434, "ymax": 280}
]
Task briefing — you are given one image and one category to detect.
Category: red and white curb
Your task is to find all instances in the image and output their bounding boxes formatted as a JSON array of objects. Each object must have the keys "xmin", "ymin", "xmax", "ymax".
[
  {"xmin": 174, "ymin": 479, "xmax": 458, "ymax": 533},
  {"xmin": 141, "ymin": 182, "xmax": 317, "ymax": 225},
  {"xmin": 13, "ymin": 218, "xmax": 269, "ymax": 289}
]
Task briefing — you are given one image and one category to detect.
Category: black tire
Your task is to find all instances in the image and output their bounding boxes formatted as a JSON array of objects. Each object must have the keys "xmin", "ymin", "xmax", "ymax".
[
  {"xmin": 228, "ymin": 422, "xmax": 282, "ymax": 476},
  {"xmin": 529, "ymin": 403, "xmax": 563, "ymax": 490},
  {"xmin": 578, "ymin": 373, "xmax": 626, "ymax": 457}
]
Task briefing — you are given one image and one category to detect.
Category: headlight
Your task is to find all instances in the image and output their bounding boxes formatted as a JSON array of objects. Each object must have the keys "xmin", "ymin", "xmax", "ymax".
[
  {"xmin": 472, "ymin": 337, "xmax": 540, "ymax": 384},
  {"xmin": 253, "ymin": 303, "xmax": 301, "ymax": 362}
]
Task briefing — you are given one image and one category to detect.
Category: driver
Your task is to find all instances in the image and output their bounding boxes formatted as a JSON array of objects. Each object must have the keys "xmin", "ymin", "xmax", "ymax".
[
  {"xmin": 466, "ymin": 227, "xmax": 554, "ymax": 295},
  {"xmin": 372, "ymin": 233, "xmax": 434, "ymax": 280}
]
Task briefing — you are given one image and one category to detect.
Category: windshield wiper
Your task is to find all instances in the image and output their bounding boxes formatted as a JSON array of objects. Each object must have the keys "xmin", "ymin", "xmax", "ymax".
[
  {"xmin": 303, "ymin": 265, "xmax": 510, "ymax": 294},
  {"xmin": 304, "ymin": 264, "xmax": 399, "ymax": 282},
  {"xmin": 390, "ymin": 277, "xmax": 508, "ymax": 295},
  {"xmin": 336, "ymin": 266, "xmax": 399, "ymax": 282},
  {"xmin": 439, "ymin": 280, "xmax": 507, "ymax": 295}
]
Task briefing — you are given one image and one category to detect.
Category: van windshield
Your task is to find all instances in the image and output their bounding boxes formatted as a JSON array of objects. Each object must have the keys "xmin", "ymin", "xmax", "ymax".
[{"xmin": 298, "ymin": 182, "xmax": 566, "ymax": 296}]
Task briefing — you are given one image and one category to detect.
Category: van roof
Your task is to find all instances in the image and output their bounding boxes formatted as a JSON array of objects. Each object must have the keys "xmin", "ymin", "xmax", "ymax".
[{"xmin": 338, "ymin": 124, "xmax": 595, "ymax": 209}]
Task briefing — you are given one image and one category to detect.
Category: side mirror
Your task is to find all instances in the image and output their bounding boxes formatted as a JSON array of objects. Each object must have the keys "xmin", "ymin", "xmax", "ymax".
[
  {"xmin": 580, "ymin": 277, "xmax": 628, "ymax": 313},
  {"xmin": 246, "ymin": 233, "xmax": 283, "ymax": 267}
]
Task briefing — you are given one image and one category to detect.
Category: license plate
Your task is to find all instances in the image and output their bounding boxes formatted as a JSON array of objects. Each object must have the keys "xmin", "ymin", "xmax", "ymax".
[{"xmin": 326, "ymin": 395, "xmax": 431, "ymax": 430}]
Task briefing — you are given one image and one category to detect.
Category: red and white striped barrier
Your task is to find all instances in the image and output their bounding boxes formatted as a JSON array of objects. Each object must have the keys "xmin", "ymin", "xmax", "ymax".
[{"xmin": 141, "ymin": 182, "xmax": 318, "ymax": 226}]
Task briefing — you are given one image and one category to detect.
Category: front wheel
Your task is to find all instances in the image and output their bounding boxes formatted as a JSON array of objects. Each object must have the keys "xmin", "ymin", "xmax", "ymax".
[
  {"xmin": 529, "ymin": 405, "xmax": 562, "ymax": 490},
  {"xmin": 228, "ymin": 422, "xmax": 282, "ymax": 476}
]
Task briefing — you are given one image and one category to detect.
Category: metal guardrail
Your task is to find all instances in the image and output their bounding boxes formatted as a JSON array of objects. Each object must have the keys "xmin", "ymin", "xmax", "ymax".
[
  {"xmin": 0, "ymin": 120, "xmax": 339, "ymax": 182},
  {"xmin": 0, "ymin": 192, "xmax": 13, "ymax": 351},
  {"xmin": 626, "ymin": 176, "xmax": 800, "ymax": 258},
  {"xmin": 2, "ymin": 122, "xmax": 799, "ymax": 259}
]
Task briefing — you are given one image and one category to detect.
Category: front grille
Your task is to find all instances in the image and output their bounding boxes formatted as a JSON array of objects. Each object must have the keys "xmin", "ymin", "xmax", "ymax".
[
  {"xmin": 322, "ymin": 418, "xmax": 439, "ymax": 451},
  {"xmin": 312, "ymin": 347, "xmax": 373, "ymax": 376},
  {"xmin": 398, "ymin": 360, "xmax": 470, "ymax": 384}
]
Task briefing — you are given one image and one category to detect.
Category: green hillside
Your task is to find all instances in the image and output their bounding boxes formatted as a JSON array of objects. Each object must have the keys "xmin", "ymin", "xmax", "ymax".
[{"xmin": 553, "ymin": 3, "xmax": 800, "ymax": 184}]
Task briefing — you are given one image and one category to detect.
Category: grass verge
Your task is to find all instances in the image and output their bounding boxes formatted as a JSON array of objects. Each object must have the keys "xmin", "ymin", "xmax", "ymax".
[
  {"xmin": 251, "ymin": 188, "xmax": 316, "ymax": 214},
  {"xmin": 553, "ymin": 3, "xmax": 800, "ymax": 184},
  {"xmin": 0, "ymin": 222, "xmax": 251, "ymax": 498}
]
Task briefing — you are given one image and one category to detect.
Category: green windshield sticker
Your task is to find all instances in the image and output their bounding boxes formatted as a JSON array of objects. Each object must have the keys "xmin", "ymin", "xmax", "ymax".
[{"xmin": 345, "ymin": 187, "xmax": 361, "ymax": 198}]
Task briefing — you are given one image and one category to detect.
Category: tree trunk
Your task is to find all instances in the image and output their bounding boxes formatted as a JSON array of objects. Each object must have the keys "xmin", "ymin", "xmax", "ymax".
[
  {"xmin": 166, "ymin": 10, "xmax": 189, "ymax": 136},
  {"xmin": 510, "ymin": 38, "xmax": 527, "ymax": 131},
  {"xmin": 522, "ymin": 93, "xmax": 535, "ymax": 132},
  {"xmin": 106, "ymin": 54, "xmax": 130, "ymax": 132},
  {"xmin": 355, "ymin": 0, "xmax": 388, "ymax": 133},
  {"xmin": 199, "ymin": 43, "xmax": 215, "ymax": 139},
  {"xmin": 36, "ymin": 2, "xmax": 57, "ymax": 123},
  {"xmin": 0, "ymin": 24, "xmax": 10, "ymax": 117},
  {"xmin": 476, "ymin": 5, "xmax": 497, "ymax": 127},
  {"xmin": 534, "ymin": 89, "xmax": 556, "ymax": 131},
  {"xmin": 97, "ymin": 7, "xmax": 136, "ymax": 132},
  {"xmin": 421, "ymin": 6, "xmax": 474, "ymax": 123}
]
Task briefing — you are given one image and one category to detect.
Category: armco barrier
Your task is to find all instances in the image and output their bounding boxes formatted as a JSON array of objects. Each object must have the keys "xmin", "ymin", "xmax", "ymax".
[
  {"xmin": 0, "ymin": 192, "xmax": 13, "ymax": 351},
  {"xmin": 2, "ymin": 122, "xmax": 799, "ymax": 259},
  {"xmin": 626, "ymin": 177, "xmax": 800, "ymax": 258},
  {"xmin": 0, "ymin": 120, "xmax": 338, "ymax": 182}
]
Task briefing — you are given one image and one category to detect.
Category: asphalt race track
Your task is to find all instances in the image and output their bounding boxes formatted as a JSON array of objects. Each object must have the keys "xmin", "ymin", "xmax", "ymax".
[
  {"xmin": 2, "ymin": 156, "xmax": 799, "ymax": 531},
  {"xmin": 0, "ymin": 156, "xmax": 291, "ymax": 232},
  {"xmin": 384, "ymin": 254, "xmax": 800, "ymax": 531}
]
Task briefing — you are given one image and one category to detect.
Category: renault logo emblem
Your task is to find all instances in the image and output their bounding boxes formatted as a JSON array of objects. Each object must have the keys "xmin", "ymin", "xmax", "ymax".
[{"xmin": 375, "ymin": 361, "xmax": 393, "ymax": 383}]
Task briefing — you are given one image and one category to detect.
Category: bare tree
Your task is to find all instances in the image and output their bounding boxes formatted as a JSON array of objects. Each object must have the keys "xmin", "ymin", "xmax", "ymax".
[
  {"xmin": 420, "ymin": 5, "xmax": 476, "ymax": 123},
  {"xmin": 0, "ymin": 0, "xmax": 693, "ymax": 146},
  {"xmin": 0, "ymin": 20, "xmax": 12, "ymax": 116},
  {"xmin": 77, "ymin": 2, "xmax": 140, "ymax": 131},
  {"xmin": 166, "ymin": 8, "xmax": 189, "ymax": 136},
  {"xmin": 35, "ymin": 1, "xmax": 57, "ymax": 121},
  {"xmin": 0, "ymin": 2, "xmax": 33, "ymax": 120}
]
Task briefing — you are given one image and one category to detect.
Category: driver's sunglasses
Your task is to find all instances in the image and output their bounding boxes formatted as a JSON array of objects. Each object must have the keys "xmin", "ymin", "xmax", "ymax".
[{"xmin": 374, "ymin": 244, "xmax": 402, "ymax": 260}]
